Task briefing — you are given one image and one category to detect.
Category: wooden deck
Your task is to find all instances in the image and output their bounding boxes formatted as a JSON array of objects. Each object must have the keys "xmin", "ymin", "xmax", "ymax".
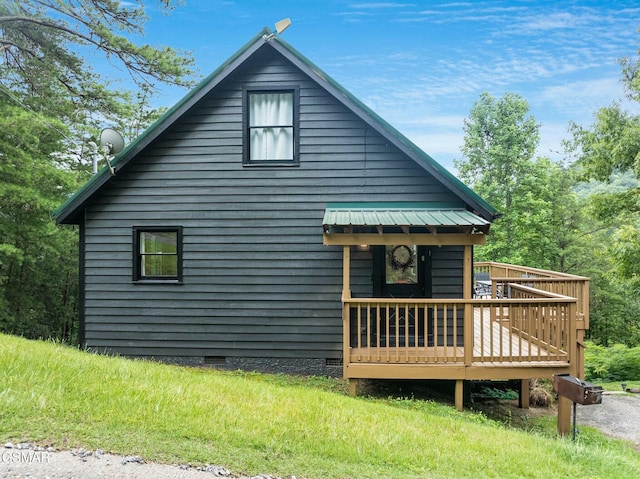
[
  {"xmin": 339, "ymin": 259, "xmax": 588, "ymax": 434},
  {"xmin": 343, "ymin": 278, "xmax": 583, "ymax": 387}
]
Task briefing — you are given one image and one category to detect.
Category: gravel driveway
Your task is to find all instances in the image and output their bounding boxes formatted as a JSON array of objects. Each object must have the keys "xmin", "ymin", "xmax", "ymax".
[
  {"xmin": 0, "ymin": 446, "xmax": 271, "ymax": 479},
  {"xmin": 576, "ymin": 392, "xmax": 640, "ymax": 445},
  {"xmin": 2, "ymin": 393, "xmax": 638, "ymax": 478}
]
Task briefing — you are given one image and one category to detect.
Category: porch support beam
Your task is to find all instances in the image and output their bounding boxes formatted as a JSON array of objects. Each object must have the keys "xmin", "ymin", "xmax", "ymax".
[
  {"xmin": 463, "ymin": 245, "xmax": 472, "ymax": 300},
  {"xmin": 558, "ymin": 306, "xmax": 579, "ymax": 435},
  {"xmin": 324, "ymin": 233, "xmax": 487, "ymax": 246},
  {"xmin": 342, "ymin": 245, "xmax": 351, "ymax": 298}
]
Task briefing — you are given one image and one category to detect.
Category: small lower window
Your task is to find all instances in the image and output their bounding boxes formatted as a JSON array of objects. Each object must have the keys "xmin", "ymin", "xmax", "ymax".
[{"xmin": 133, "ymin": 227, "xmax": 183, "ymax": 281}]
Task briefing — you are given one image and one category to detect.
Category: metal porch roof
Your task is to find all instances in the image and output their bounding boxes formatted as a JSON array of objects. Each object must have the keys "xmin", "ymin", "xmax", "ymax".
[{"xmin": 322, "ymin": 203, "xmax": 491, "ymax": 232}]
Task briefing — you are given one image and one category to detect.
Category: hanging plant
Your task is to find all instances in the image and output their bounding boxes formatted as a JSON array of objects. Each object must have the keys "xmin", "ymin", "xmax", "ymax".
[{"xmin": 388, "ymin": 245, "xmax": 414, "ymax": 272}]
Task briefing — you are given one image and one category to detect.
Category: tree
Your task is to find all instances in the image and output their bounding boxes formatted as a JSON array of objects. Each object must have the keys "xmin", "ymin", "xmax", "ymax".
[
  {"xmin": 456, "ymin": 92, "xmax": 592, "ymax": 272},
  {"xmin": 566, "ymin": 33, "xmax": 640, "ymax": 306},
  {"xmin": 567, "ymin": 104, "xmax": 640, "ymax": 221},
  {"xmin": 455, "ymin": 92, "xmax": 540, "ymax": 263},
  {"xmin": 0, "ymin": 1, "xmax": 196, "ymax": 341},
  {"xmin": 0, "ymin": 1, "xmax": 195, "ymax": 112},
  {"xmin": 567, "ymin": 27, "xmax": 640, "ymax": 220},
  {"xmin": 0, "ymin": 96, "xmax": 78, "ymax": 340}
]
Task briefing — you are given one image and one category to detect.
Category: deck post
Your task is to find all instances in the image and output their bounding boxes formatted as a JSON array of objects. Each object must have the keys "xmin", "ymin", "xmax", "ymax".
[
  {"xmin": 463, "ymin": 302, "xmax": 473, "ymax": 366},
  {"xmin": 518, "ymin": 379, "xmax": 530, "ymax": 409},
  {"xmin": 349, "ymin": 379, "xmax": 358, "ymax": 397},
  {"xmin": 463, "ymin": 247, "xmax": 473, "ymax": 369},
  {"xmin": 557, "ymin": 396, "xmax": 572, "ymax": 435},
  {"xmin": 342, "ymin": 246, "xmax": 351, "ymax": 381},
  {"xmin": 455, "ymin": 380, "xmax": 464, "ymax": 411},
  {"xmin": 576, "ymin": 329, "xmax": 585, "ymax": 379},
  {"xmin": 558, "ymin": 301, "xmax": 579, "ymax": 435}
]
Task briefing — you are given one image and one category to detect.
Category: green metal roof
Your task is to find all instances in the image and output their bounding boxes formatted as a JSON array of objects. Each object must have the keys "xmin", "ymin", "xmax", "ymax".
[
  {"xmin": 323, "ymin": 203, "xmax": 490, "ymax": 231},
  {"xmin": 55, "ymin": 28, "xmax": 499, "ymax": 224}
]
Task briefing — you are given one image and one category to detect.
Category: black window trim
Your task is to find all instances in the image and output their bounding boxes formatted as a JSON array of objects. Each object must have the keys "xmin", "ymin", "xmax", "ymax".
[
  {"xmin": 132, "ymin": 226, "xmax": 183, "ymax": 283},
  {"xmin": 242, "ymin": 85, "xmax": 300, "ymax": 167}
]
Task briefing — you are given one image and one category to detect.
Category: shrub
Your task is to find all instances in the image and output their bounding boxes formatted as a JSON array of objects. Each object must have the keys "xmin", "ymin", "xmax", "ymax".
[
  {"xmin": 529, "ymin": 379, "xmax": 552, "ymax": 407},
  {"xmin": 584, "ymin": 342, "xmax": 640, "ymax": 381}
]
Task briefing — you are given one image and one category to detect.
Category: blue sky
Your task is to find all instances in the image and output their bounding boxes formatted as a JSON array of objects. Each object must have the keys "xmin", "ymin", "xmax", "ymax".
[{"xmin": 116, "ymin": 0, "xmax": 640, "ymax": 171}]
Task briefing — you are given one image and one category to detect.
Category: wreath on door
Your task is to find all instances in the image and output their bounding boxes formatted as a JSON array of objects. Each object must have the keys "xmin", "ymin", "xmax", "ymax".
[{"xmin": 389, "ymin": 245, "xmax": 414, "ymax": 272}]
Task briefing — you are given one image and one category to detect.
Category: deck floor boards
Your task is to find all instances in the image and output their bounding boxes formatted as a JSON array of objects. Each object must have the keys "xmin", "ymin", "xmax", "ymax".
[{"xmin": 472, "ymin": 308, "xmax": 567, "ymax": 362}]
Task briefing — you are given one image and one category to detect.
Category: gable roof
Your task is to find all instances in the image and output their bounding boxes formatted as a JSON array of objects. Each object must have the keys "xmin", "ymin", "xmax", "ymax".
[{"xmin": 55, "ymin": 28, "xmax": 499, "ymax": 224}]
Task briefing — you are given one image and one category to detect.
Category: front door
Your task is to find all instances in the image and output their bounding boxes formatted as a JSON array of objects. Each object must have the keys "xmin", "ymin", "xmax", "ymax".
[
  {"xmin": 372, "ymin": 245, "xmax": 432, "ymax": 347},
  {"xmin": 373, "ymin": 245, "xmax": 431, "ymax": 298}
]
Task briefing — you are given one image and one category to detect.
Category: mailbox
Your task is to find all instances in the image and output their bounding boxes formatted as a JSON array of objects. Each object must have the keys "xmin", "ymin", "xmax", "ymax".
[{"xmin": 553, "ymin": 374, "xmax": 603, "ymax": 405}]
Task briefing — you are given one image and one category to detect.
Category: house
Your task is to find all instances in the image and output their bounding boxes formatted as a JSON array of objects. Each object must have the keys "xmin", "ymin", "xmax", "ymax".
[{"xmin": 55, "ymin": 28, "xmax": 588, "ymax": 431}]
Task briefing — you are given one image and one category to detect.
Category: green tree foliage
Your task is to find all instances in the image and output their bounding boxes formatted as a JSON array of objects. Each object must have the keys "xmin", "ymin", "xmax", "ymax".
[
  {"xmin": 0, "ymin": 1, "xmax": 195, "ymax": 113},
  {"xmin": 456, "ymin": 92, "xmax": 539, "ymax": 263},
  {"xmin": 457, "ymin": 92, "xmax": 539, "ymax": 202},
  {"xmin": 0, "ymin": 97, "xmax": 78, "ymax": 339},
  {"xmin": 456, "ymin": 92, "xmax": 588, "ymax": 271},
  {"xmin": 0, "ymin": 1, "xmax": 195, "ymax": 341},
  {"xmin": 565, "ymin": 35, "xmax": 640, "ymax": 347},
  {"xmin": 567, "ymin": 28, "xmax": 640, "ymax": 223},
  {"xmin": 568, "ymin": 105, "xmax": 640, "ymax": 221}
]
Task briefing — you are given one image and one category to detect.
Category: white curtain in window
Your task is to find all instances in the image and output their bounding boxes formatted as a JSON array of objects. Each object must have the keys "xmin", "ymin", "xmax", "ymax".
[{"xmin": 250, "ymin": 93, "xmax": 293, "ymax": 160}]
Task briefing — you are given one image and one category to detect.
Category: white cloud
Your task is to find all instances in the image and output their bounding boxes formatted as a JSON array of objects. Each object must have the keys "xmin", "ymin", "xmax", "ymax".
[
  {"xmin": 536, "ymin": 77, "xmax": 627, "ymax": 119},
  {"xmin": 349, "ymin": 2, "xmax": 416, "ymax": 8},
  {"xmin": 513, "ymin": 11, "xmax": 593, "ymax": 32}
]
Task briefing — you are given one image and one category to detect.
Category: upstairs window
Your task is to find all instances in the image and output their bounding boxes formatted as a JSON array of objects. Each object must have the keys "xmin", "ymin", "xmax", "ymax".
[
  {"xmin": 244, "ymin": 88, "xmax": 299, "ymax": 166},
  {"xmin": 133, "ymin": 227, "xmax": 183, "ymax": 282}
]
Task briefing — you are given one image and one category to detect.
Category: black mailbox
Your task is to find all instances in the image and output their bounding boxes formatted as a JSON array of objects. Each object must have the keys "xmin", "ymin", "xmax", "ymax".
[{"xmin": 553, "ymin": 374, "xmax": 603, "ymax": 405}]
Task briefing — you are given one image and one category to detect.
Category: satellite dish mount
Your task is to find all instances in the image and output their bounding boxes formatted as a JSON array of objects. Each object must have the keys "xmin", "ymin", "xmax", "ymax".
[{"xmin": 263, "ymin": 18, "xmax": 291, "ymax": 41}]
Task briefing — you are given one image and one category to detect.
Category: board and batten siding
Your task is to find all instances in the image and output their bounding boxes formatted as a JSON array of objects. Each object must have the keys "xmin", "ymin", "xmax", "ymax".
[{"xmin": 82, "ymin": 46, "xmax": 466, "ymax": 367}]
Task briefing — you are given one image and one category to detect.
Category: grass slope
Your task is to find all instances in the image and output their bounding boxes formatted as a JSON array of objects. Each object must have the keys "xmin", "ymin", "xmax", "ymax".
[{"xmin": 1, "ymin": 334, "xmax": 638, "ymax": 479}]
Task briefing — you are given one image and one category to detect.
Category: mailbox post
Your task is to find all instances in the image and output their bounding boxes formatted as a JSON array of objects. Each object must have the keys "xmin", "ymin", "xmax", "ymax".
[{"xmin": 553, "ymin": 374, "xmax": 603, "ymax": 439}]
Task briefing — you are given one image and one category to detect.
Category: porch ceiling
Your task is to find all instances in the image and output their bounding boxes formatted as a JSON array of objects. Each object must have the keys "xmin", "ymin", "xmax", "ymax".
[{"xmin": 322, "ymin": 202, "xmax": 491, "ymax": 242}]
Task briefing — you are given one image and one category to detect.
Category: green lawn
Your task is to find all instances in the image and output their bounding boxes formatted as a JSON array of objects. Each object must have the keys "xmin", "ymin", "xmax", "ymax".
[{"xmin": 1, "ymin": 333, "xmax": 638, "ymax": 478}]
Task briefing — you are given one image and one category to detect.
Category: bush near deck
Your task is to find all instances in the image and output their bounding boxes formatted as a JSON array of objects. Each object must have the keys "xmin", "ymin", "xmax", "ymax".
[{"xmin": 584, "ymin": 342, "xmax": 640, "ymax": 382}]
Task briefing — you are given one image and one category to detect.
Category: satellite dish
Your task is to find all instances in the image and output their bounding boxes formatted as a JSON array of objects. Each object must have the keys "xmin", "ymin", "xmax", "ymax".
[
  {"xmin": 264, "ymin": 18, "xmax": 292, "ymax": 41},
  {"xmin": 99, "ymin": 128, "xmax": 125, "ymax": 155},
  {"xmin": 275, "ymin": 18, "xmax": 291, "ymax": 35}
]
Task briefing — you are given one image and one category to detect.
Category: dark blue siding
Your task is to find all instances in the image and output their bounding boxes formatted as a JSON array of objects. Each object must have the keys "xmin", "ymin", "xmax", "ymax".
[{"xmin": 82, "ymin": 46, "xmax": 464, "ymax": 364}]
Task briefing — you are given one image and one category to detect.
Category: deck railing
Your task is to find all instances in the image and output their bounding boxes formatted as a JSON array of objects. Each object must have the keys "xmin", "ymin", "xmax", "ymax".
[
  {"xmin": 344, "ymin": 294, "xmax": 576, "ymax": 367},
  {"xmin": 474, "ymin": 261, "xmax": 589, "ymax": 328},
  {"xmin": 343, "ymin": 262, "xmax": 586, "ymax": 372}
]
